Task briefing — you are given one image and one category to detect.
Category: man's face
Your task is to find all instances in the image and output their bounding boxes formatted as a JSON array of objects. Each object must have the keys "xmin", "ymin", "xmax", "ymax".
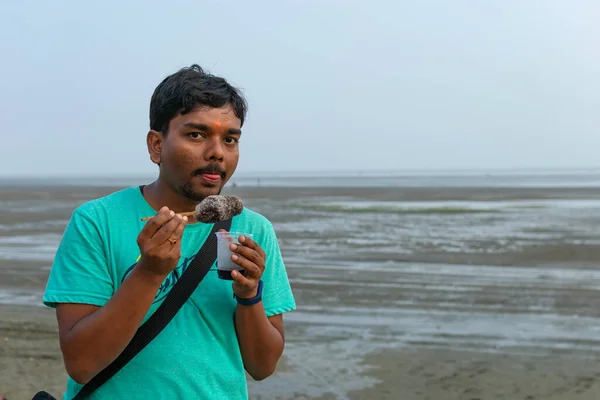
[{"xmin": 148, "ymin": 104, "xmax": 242, "ymax": 202}]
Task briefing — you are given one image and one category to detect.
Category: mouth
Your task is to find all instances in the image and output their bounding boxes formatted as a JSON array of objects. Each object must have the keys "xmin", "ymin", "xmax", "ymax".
[
  {"xmin": 194, "ymin": 167, "xmax": 226, "ymax": 186},
  {"xmin": 199, "ymin": 173, "xmax": 222, "ymax": 184}
]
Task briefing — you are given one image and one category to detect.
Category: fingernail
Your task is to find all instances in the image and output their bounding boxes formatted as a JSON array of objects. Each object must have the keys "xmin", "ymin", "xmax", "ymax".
[
  {"xmin": 183, "ymin": 216, "xmax": 188, "ymax": 222},
  {"xmin": 239, "ymin": 236, "xmax": 245, "ymax": 242},
  {"xmin": 170, "ymin": 211, "xmax": 175, "ymax": 217},
  {"xmin": 231, "ymin": 254, "xmax": 238, "ymax": 261}
]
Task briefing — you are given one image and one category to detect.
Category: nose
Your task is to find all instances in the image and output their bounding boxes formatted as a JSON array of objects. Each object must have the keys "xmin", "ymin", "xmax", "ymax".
[{"xmin": 204, "ymin": 136, "xmax": 225, "ymax": 162}]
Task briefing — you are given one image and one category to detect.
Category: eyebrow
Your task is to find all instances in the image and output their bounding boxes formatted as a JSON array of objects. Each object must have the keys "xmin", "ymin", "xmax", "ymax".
[{"xmin": 181, "ymin": 122, "xmax": 242, "ymax": 135}]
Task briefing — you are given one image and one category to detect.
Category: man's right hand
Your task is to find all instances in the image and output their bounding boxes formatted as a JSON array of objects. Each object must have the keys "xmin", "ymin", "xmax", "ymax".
[
  {"xmin": 56, "ymin": 206, "xmax": 189, "ymax": 384},
  {"xmin": 136, "ymin": 206, "xmax": 187, "ymax": 277}
]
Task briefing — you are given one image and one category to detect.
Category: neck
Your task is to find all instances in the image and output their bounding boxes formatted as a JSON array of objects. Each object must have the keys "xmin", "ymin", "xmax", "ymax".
[{"xmin": 142, "ymin": 179, "xmax": 202, "ymax": 218}]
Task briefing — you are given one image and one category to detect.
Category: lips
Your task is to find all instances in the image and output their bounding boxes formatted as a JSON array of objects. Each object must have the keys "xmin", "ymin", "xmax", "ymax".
[
  {"xmin": 193, "ymin": 166, "xmax": 225, "ymax": 186},
  {"xmin": 200, "ymin": 174, "xmax": 221, "ymax": 183}
]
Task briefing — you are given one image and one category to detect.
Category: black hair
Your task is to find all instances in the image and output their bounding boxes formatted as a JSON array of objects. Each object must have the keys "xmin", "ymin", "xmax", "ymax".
[{"xmin": 149, "ymin": 64, "xmax": 248, "ymax": 134}]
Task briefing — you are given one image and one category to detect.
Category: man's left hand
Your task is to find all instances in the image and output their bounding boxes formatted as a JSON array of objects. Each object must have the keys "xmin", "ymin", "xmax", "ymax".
[{"xmin": 228, "ymin": 233, "xmax": 266, "ymax": 299}]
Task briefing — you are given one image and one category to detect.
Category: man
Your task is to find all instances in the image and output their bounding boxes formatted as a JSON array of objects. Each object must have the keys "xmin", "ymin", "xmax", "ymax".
[{"xmin": 43, "ymin": 65, "xmax": 296, "ymax": 399}]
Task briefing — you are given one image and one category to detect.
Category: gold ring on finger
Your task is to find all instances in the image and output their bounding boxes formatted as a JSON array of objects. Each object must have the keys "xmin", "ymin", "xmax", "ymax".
[{"xmin": 168, "ymin": 238, "xmax": 177, "ymax": 245}]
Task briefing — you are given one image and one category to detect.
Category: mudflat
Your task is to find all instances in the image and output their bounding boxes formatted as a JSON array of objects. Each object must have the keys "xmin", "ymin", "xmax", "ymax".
[
  {"xmin": 3, "ymin": 305, "xmax": 600, "ymax": 399},
  {"xmin": 3, "ymin": 179, "xmax": 600, "ymax": 398}
]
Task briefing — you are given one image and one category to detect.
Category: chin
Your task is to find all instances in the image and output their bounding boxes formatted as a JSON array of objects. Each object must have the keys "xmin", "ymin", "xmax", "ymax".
[{"xmin": 183, "ymin": 185, "xmax": 223, "ymax": 202}]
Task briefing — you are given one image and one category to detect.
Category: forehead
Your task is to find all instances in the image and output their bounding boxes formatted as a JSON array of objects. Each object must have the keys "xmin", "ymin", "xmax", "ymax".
[{"xmin": 169, "ymin": 104, "xmax": 241, "ymax": 130}]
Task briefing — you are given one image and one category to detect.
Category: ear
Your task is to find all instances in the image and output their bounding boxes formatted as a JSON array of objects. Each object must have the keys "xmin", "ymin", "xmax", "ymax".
[{"xmin": 147, "ymin": 130, "xmax": 163, "ymax": 165}]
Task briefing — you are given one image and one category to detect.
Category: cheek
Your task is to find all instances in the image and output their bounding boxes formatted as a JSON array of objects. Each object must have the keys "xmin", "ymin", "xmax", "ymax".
[
  {"xmin": 177, "ymin": 153, "xmax": 198, "ymax": 172},
  {"xmin": 164, "ymin": 146, "xmax": 197, "ymax": 171},
  {"xmin": 226, "ymin": 150, "xmax": 239, "ymax": 168}
]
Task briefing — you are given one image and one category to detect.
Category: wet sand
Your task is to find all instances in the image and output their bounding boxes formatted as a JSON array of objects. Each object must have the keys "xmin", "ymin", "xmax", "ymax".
[
  {"xmin": 346, "ymin": 348, "xmax": 600, "ymax": 400},
  {"xmin": 3, "ymin": 183, "xmax": 600, "ymax": 398},
  {"xmin": 3, "ymin": 305, "xmax": 600, "ymax": 399},
  {"xmin": 0, "ymin": 306, "xmax": 67, "ymax": 399}
]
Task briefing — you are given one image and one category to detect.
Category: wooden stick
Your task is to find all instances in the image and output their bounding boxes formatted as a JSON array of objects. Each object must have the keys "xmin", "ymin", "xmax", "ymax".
[{"xmin": 140, "ymin": 211, "xmax": 196, "ymax": 221}]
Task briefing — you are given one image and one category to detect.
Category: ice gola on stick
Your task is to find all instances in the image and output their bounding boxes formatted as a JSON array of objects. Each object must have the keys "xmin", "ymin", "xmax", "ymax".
[{"xmin": 141, "ymin": 195, "xmax": 243, "ymax": 223}]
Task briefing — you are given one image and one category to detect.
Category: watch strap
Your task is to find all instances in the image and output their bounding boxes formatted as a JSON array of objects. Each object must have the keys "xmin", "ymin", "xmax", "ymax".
[{"xmin": 234, "ymin": 280, "xmax": 263, "ymax": 306}]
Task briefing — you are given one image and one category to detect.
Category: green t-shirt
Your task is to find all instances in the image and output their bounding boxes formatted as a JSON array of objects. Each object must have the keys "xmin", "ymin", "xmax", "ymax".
[{"xmin": 43, "ymin": 186, "xmax": 296, "ymax": 399}]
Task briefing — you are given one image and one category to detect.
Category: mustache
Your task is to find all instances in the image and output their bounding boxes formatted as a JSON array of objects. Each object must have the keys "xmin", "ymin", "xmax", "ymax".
[{"xmin": 192, "ymin": 165, "xmax": 226, "ymax": 178}]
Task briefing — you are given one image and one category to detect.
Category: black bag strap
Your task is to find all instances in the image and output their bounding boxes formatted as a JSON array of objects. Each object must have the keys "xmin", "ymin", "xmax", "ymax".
[{"xmin": 72, "ymin": 218, "xmax": 232, "ymax": 399}]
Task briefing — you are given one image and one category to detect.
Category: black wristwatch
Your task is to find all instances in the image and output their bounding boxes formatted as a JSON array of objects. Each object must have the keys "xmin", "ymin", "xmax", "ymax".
[{"xmin": 234, "ymin": 280, "xmax": 263, "ymax": 306}]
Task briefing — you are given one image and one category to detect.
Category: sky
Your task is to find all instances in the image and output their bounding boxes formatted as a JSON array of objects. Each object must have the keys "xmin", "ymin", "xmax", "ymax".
[{"xmin": 1, "ymin": 0, "xmax": 599, "ymax": 177}]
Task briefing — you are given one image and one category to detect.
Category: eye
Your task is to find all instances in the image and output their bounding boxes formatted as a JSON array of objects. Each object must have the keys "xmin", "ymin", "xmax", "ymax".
[
  {"xmin": 224, "ymin": 137, "xmax": 239, "ymax": 145},
  {"xmin": 188, "ymin": 132, "xmax": 206, "ymax": 139}
]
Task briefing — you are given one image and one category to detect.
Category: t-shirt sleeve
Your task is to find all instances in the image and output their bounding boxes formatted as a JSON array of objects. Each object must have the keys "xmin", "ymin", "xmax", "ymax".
[
  {"xmin": 43, "ymin": 204, "xmax": 114, "ymax": 308},
  {"xmin": 259, "ymin": 222, "xmax": 296, "ymax": 317}
]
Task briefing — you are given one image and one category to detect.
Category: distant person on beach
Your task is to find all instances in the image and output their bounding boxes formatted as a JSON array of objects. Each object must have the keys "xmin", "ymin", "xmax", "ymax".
[{"xmin": 42, "ymin": 65, "xmax": 296, "ymax": 399}]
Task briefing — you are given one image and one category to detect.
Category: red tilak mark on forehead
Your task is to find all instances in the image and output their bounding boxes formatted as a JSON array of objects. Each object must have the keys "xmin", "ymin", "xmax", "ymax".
[{"xmin": 215, "ymin": 121, "xmax": 222, "ymax": 128}]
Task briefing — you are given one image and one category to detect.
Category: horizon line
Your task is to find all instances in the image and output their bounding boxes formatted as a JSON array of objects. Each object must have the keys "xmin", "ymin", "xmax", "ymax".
[{"xmin": 2, "ymin": 165, "xmax": 600, "ymax": 179}]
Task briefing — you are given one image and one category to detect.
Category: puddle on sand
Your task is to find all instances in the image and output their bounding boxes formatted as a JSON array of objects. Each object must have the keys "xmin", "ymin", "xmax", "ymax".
[{"xmin": 248, "ymin": 339, "xmax": 385, "ymax": 400}]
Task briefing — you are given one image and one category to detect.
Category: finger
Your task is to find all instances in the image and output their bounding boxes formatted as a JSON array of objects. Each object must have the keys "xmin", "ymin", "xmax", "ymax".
[
  {"xmin": 151, "ymin": 213, "xmax": 184, "ymax": 244},
  {"xmin": 230, "ymin": 244, "xmax": 263, "ymax": 270},
  {"xmin": 238, "ymin": 235, "xmax": 266, "ymax": 260},
  {"xmin": 230, "ymin": 253, "xmax": 262, "ymax": 278},
  {"xmin": 140, "ymin": 207, "xmax": 173, "ymax": 238},
  {"xmin": 169, "ymin": 215, "xmax": 187, "ymax": 245},
  {"xmin": 155, "ymin": 215, "xmax": 187, "ymax": 254},
  {"xmin": 231, "ymin": 269, "xmax": 256, "ymax": 288}
]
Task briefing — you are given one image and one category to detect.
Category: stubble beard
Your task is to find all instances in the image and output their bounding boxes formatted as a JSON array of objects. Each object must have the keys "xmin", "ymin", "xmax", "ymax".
[{"xmin": 179, "ymin": 180, "xmax": 222, "ymax": 203}]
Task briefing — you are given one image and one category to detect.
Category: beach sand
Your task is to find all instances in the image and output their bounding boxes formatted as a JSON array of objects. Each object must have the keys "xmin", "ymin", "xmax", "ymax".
[
  {"xmin": 3, "ymin": 182, "xmax": 600, "ymax": 399},
  {"xmin": 344, "ymin": 348, "xmax": 600, "ymax": 400},
  {"xmin": 3, "ymin": 304, "xmax": 600, "ymax": 399},
  {"xmin": 0, "ymin": 306, "xmax": 67, "ymax": 399}
]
